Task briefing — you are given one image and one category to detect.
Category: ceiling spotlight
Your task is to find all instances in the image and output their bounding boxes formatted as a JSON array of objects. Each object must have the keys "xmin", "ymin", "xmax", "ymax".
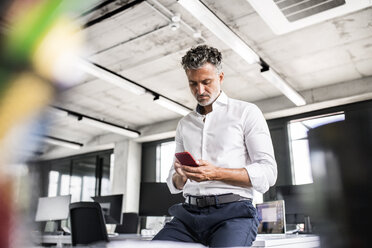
[
  {"xmin": 170, "ymin": 13, "xmax": 181, "ymax": 31},
  {"xmin": 171, "ymin": 13, "xmax": 181, "ymax": 22},
  {"xmin": 170, "ymin": 21, "xmax": 180, "ymax": 31}
]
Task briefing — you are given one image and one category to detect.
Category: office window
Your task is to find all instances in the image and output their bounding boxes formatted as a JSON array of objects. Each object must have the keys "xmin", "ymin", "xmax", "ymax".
[
  {"xmin": 70, "ymin": 176, "xmax": 82, "ymax": 202},
  {"xmin": 288, "ymin": 112, "xmax": 345, "ymax": 185},
  {"xmin": 101, "ymin": 154, "xmax": 113, "ymax": 196},
  {"xmin": 44, "ymin": 150, "xmax": 113, "ymax": 200},
  {"xmin": 156, "ymin": 141, "xmax": 176, "ymax": 182},
  {"xmin": 60, "ymin": 174, "xmax": 70, "ymax": 195},
  {"xmin": 82, "ymin": 176, "xmax": 96, "ymax": 201},
  {"xmin": 71, "ymin": 156, "xmax": 96, "ymax": 202},
  {"xmin": 47, "ymin": 171, "xmax": 59, "ymax": 197},
  {"xmin": 101, "ymin": 178, "xmax": 111, "ymax": 196}
]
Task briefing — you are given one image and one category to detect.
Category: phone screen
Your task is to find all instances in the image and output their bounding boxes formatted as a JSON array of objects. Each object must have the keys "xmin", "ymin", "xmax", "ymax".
[{"xmin": 175, "ymin": 152, "xmax": 198, "ymax": 167}]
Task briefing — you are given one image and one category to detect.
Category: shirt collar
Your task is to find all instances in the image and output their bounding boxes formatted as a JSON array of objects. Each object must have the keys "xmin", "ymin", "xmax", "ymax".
[
  {"xmin": 195, "ymin": 91, "xmax": 228, "ymax": 115},
  {"xmin": 216, "ymin": 91, "xmax": 228, "ymax": 105}
]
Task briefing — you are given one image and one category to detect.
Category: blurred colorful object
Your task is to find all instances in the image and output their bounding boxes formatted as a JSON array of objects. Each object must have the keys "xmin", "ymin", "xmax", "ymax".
[
  {"xmin": 0, "ymin": 0, "xmax": 88, "ymax": 247},
  {"xmin": 0, "ymin": 178, "xmax": 13, "ymax": 248}
]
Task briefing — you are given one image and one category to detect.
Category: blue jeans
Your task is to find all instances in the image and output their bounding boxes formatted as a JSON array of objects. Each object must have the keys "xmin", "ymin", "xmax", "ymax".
[{"xmin": 153, "ymin": 200, "xmax": 259, "ymax": 247}]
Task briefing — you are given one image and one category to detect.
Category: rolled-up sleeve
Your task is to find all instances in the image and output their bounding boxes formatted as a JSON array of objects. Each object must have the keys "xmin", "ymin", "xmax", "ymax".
[
  {"xmin": 243, "ymin": 105, "xmax": 277, "ymax": 193},
  {"xmin": 166, "ymin": 121, "xmax": 185, "ymax": 194}
]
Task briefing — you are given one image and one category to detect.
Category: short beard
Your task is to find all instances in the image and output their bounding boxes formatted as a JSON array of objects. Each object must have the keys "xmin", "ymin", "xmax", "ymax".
[
  {"xmin": 198, "ymin": 99, "xmax": 213, "ymax": 106},
  {"xmin": 197, "ymin": 93, "xmax": 218, "ymax": 106}
]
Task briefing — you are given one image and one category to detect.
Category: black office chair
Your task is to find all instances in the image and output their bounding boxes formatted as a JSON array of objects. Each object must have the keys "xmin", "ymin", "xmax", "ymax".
[
  {"xmin": 115, "ymin": 212, "xmax": 139, "ymax": 234},
  {"xmin": 69, "ymin": 202, "xmax": 109, "ymax": 246}
]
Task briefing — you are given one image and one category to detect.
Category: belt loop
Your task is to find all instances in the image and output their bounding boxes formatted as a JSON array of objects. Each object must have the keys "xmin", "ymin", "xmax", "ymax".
[
  {"xmin": 196, "ymin": 197, "xmax": 203, "ymax": 208},
  {"xmin": 214, "ymin": 195, "xmax": 219, "ymax": 207}
]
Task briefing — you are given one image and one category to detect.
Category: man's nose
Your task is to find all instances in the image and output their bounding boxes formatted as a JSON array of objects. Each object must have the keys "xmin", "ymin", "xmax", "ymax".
[{"xmin": 197, "ymin": 84, "xmax": 205, "ymax": 95}]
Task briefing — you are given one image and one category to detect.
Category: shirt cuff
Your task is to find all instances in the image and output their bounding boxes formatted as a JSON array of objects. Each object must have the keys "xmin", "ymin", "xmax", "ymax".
[
  {"xmin": 166, "ymin": 171, "xmax": 184, "ymax": 194},
  {"xmin": 244, "ymin": 163, "xmax": 270, "ymax": 194}
]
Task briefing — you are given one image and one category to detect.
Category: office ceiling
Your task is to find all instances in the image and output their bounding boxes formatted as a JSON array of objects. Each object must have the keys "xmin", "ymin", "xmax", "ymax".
[{"xmin": 37, "ymin": 0, "xmax": 372, "ymax": 159}]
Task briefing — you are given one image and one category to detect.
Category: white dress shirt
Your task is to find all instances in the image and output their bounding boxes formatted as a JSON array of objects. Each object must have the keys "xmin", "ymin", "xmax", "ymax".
[{"xmin": 167, "ymin": 91, "xmax": 277, "ymax": 199}]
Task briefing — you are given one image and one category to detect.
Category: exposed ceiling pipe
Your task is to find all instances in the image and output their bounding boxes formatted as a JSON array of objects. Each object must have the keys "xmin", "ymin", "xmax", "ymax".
[
  {"xmin": 146, "ymin": 0, "xmax": 206, "ymax": 42},
  {"xmin": 84, "ymin": 0, "xmax": 146, "ymax": 28}
]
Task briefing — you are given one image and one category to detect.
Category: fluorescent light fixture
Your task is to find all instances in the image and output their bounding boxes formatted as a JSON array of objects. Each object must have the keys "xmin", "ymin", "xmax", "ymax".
[
  {"xmin": 49, "ymin": 106, "xmax": 141, "ymax": 138},
  {"xmin": 75, "ymin": 58, "xmax": 147, "ymax": 95},
  {"xmin": 79, "ymin": 117, "xmax": 140, "ymax": 138},
  {"xmin": 44, "ymin": 136, "xmax": 83, "ymax": 150},
  {"xmin": 178, "ymin": 0, "xmax": 259, "ymax": 64},
  {"xmin": 261, "ymin": 68, "xmax": 306, "ymax": 106},
  {"xmin": 154, "ymin": 96, "xmax": 191, "ymax": 116}
]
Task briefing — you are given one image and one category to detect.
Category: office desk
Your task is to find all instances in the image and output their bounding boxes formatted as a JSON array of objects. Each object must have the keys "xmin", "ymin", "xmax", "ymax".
[
  {"xmin": 34, "ymin": 234, "xmax": 70, "ymax": 247},
  {"xmin": 33, "ymin": 233, "xmax": 152, "ymax": 247},
  {"xmin": 107, "ymin": 235, "xmax": 319, "ymax": 248},
  {"xmin": 34, "ymin": 233, "xmax": 319, "ymax": 247},
  {"xmin": 252, "ymin": 234, "xmax": 320, "ymax": 247}
]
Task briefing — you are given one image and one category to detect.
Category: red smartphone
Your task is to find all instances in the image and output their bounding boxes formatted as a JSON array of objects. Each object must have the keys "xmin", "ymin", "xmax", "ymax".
[{"xmin": 175, "ymin": 151, "xmax": 199, "ymax": 167}]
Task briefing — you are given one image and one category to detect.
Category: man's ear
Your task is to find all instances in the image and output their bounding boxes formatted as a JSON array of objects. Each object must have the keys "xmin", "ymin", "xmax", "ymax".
[{"xmin": 219, "ymin": 72, "xmax": 224, "ymax": 85}]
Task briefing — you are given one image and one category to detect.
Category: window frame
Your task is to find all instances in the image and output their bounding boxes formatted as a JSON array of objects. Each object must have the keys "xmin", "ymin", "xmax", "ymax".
[
  {"xmin": 33, "ymin": 149, "xmax": 113, "ymax": 200},
  {"xmin": 266, "ymin": 99, "xmax": 372, "ymax": 190},
  {"xmin": 141, "ymin": 138, "xmax": 175, "ymax": 183},
  {"xmin": 287, "ymin": 112, "xmax": 345, "ymax": 185}
]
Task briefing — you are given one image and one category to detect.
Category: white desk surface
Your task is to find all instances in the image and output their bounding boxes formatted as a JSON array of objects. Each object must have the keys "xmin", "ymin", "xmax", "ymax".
[
  {"xmin": 33, "ymin": 233, "xmax": 320, "ymax": 248},
  {"xmin": 32, "ymin": 233, "xmax": 151, "ymax": 247},
  {"xmin": 252, "ymin": 234, "xmax": 320, "ymax": 247},
  {"xmin": 37, "ymin": 233, "xmax": 151, "ymax": 242}
]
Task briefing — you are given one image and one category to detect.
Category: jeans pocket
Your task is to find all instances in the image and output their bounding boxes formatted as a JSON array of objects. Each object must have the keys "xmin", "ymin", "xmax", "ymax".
[
  {"xmin": 241, "ymin": 200, "xmax": 257, "ymax": 218},
  {"xmin": 168, "ymin": 203, "xmax": 183, "ymax": 217}
]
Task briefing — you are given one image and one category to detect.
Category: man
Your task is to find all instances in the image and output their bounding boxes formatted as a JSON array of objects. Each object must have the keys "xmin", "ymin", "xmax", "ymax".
[{"xmin": 153, "ymin": 45, "xmax": 277, "ymax": 247}]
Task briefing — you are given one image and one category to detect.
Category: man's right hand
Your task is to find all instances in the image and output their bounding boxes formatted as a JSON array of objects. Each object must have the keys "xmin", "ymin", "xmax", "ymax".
[{"xmin": 173, "ymin": 158, "xmax": 188, "ymax": 190}]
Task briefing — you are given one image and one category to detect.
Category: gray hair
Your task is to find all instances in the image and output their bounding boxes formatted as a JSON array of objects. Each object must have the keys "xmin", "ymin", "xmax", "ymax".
[{"xmin": 181, "ymin": 45, "xmax": 222, "ymax": 74}]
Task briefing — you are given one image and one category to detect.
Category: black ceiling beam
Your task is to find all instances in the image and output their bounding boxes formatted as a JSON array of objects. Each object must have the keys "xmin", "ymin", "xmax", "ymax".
[
  {"xmin": 44, "ymin": 135, "xmax": 84, "ymax": 147},
  {"xmin": 89, "ymin": 61, "xmax": 193, "ymax": 111},
  {"xmin": 92, "ymin": 61, "xmax": 146, "ymax": 92},
  {"xmin": 259, "ymin": 58, "xmax": 269, "ymax": 73},
  {"xmin": 51, "ymin": 105, "xmax": 141, "ymax": 136},
  {"xmin": 84, "ymin": 0, "xmax": 146, "ymax": 28},
  {"xmin": 78, "ymin": 0, "xmax": 117, "ymax": 19}
]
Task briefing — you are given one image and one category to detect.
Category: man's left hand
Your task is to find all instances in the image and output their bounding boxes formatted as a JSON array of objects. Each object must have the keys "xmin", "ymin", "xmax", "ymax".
[{"xmin": 181, "ymin": 160, "xmax": 220, "ymax": 182}]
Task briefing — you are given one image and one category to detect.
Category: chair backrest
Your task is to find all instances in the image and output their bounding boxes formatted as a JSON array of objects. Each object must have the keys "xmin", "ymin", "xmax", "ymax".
[
  {"xmin": 115, "ymin": 212, "xmax": 139, "ymax": 234},
  {"xmin": 69, "ymin": 202, "xmax": 108, "ymax": 246}
]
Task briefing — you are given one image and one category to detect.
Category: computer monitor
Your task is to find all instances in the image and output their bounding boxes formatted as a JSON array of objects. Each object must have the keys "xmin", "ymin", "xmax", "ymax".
[
  {"xmin": 275, "ymin": 184, "xmax": 314, "ymax": 225},
  {"xmin": 256, "ymin": 200, "xmax": 286, "ymax": 234},
  {"xmin": 35, "ymin": 195, "xmax": 71, "ymax": 222},
  {"xmin": 92, "ymin": 194, "xmax": 123, "ymax": 225},
  {"xmin": 139, "ymin": 182, "xmax": 184, "ymax": 216},
  {"xmin": 35, "ymin": 195, "xmax": 71, "ymax": 233}
]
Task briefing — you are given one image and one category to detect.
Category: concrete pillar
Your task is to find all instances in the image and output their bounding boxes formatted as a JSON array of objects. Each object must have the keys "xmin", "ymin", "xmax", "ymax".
[{"xmin": 111, "ymin": 140, "xmax": 141, "ymax": 213}]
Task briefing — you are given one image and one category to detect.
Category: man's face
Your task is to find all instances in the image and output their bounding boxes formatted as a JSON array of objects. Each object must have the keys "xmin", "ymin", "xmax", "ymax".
[{"xmin": 186, "ymin": 63, "xmax": 224, "ymax": 107}]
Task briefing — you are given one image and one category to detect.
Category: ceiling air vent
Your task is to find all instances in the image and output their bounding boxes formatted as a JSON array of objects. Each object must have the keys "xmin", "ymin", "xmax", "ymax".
[{"xmin": 246, "ymin": 0, "xmax": 372, "ymax": 34}]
